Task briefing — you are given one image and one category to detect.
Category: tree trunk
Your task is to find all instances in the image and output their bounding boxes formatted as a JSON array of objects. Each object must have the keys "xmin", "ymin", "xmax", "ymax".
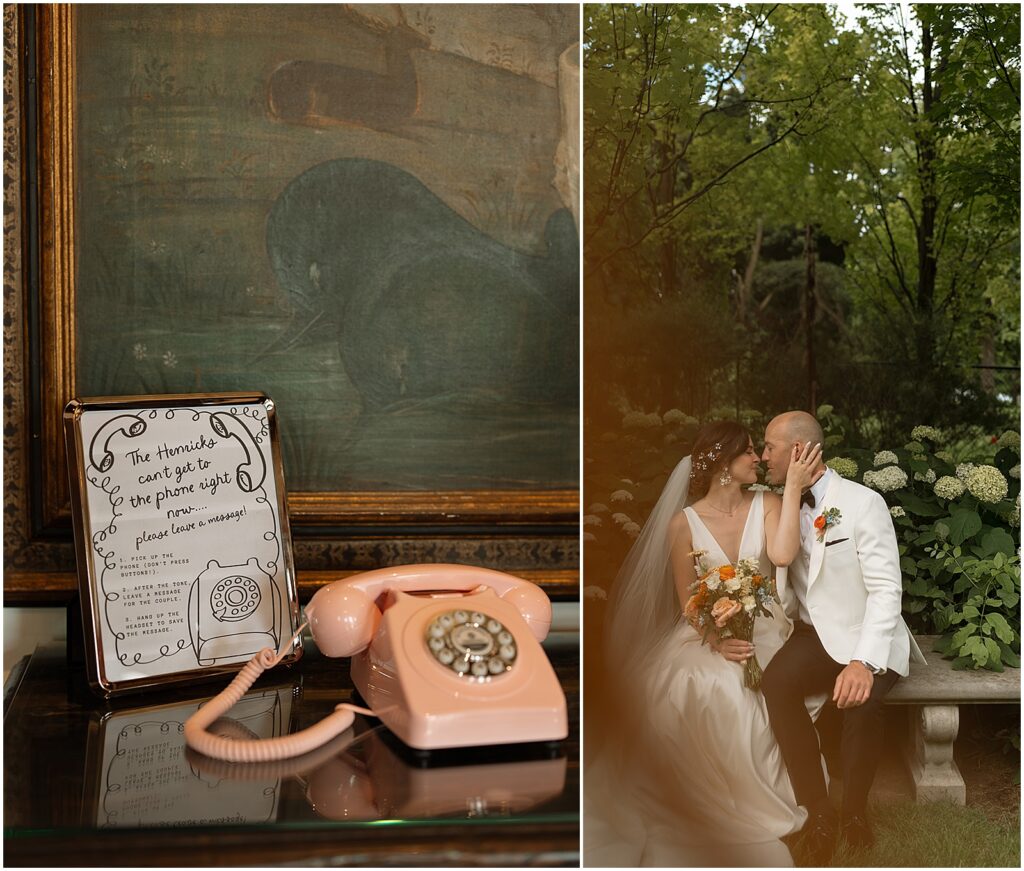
[
  {"xmin": 916, "ymin": 18, "xmax": 940, "ymax": 370},
  {"xmin": 803, "ymin": 224, "xmax": 817, "ymax": 411}
]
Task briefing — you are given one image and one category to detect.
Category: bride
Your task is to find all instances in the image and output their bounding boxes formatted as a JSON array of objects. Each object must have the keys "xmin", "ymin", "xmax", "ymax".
[{"xmin": 584, "ymin": 420, "xmax": 822, "ymax": 867}]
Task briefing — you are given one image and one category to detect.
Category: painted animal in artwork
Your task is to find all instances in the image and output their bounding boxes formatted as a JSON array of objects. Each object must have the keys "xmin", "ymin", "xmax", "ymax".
[{"xmin": 265, "ymin": 158, "xmax": 578, "ymax": 409}]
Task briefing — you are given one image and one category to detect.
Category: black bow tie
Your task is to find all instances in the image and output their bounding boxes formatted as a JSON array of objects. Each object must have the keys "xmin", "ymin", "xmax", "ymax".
[{"xmin": 800, "ymin": 490, "xmax": 816, "ymax": 509}]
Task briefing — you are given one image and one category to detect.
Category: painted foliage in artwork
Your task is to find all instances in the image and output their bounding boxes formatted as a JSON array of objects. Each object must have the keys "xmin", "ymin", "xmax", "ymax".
[{"xmin": 75, "ymin": 4, "xmax": 579, "ymax": 490}]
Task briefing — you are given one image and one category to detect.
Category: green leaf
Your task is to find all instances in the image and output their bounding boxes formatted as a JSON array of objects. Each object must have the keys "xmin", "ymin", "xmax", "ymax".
[
  {"xmin": 962, "ymin": 604, "xmax": 980, "ymax": 619},
  {"xmin": 981, "ymin": 528, "xmax": 1017, "ymax": 558},
  {"xmin": 962, "ymin": 635, "xmax": 989, "ymax": 666},
  {"xmin": 952, "ymin": 623, "xmax": 978, "ymax": 648},
  {"xmin": 997, "ymin": 644, "xmax": 1021, "ymax": 668},
  {"xmin": 934, "ymin": 521, "xmax": 951, "ymax": 540},
  {"xmin": 985, "ymin": 612, "xmax": 1016, "ymax": 644},
  {"xmin": 947, "ymin": 509, "xmax": 983, "ymax": 545},
  {"xmin": 951, "ymin": 655, "xmax": 975, "ymax": 671},
  {"xmin": 897, "ymin": 491, "xmax": 946, "ymax": 517}
]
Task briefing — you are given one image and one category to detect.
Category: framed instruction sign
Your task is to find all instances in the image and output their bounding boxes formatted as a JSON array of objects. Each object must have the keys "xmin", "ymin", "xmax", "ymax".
[{"xmin": 64, "ymin": 392, "xmax": 302, "ymax": 696}]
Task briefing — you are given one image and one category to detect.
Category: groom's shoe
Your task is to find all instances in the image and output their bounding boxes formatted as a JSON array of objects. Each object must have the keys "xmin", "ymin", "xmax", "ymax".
[
  {"xmin": 800, "ymin": 811, "xmax": 838, "ymax": 865},
  {"xmin": 840, "ymin": 813, "xmax": 874, "ymax": 850}
]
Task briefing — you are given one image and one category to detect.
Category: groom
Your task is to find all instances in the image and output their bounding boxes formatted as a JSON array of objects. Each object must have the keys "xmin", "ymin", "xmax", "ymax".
[{"xmin": 760, "ymin": 411, "xmax": 924, "ymax": 859}]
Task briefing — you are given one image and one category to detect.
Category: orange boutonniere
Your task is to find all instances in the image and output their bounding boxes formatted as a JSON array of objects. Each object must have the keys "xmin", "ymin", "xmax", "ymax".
[{"xmin": 815, "ymin": 507, "xmax": 842, "ymax": 542}]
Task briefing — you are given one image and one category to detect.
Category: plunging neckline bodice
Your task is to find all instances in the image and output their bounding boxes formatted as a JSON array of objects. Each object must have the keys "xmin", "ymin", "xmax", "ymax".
[{"xmin": 684, "ymin": 491, "xmax": 763, "ymax": 566}]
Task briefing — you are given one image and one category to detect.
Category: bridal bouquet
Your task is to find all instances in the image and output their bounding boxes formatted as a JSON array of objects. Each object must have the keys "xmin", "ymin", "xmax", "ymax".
[{"xmin": 684, "ymin": 551, "xmax": 779, "ymax": 690}]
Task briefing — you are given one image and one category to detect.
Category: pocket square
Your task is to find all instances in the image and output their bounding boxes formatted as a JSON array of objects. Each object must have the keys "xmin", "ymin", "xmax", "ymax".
[{"xmin": 825, "ymin": 537, "xmax": 850, "ymax": 547}]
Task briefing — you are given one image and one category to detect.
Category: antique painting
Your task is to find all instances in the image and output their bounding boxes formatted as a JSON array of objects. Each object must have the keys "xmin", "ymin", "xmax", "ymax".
[{"xmin": 72, "ymin": 4, "xmax": 579, "ymax": 495}]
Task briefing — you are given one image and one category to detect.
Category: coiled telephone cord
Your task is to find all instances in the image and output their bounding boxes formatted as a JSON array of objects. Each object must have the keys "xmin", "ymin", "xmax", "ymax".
[{"xmin": 183, "ymin": 623, "xmax": 375, "ymax": 762}]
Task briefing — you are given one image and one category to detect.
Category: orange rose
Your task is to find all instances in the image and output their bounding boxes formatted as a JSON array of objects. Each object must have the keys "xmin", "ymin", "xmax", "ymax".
[
  {"xmin": 814, "ymin": 515, "xmax": 827, "ymax": 530},
  {"xmin": 718, "ymin": 565, "xmax": 736, "ymax": 581}
]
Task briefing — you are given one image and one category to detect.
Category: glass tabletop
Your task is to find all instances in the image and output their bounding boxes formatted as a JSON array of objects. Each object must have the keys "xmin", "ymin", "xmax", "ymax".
[{"xmin": 4, "ymin": 634, "xmax": 579, "ymax": 865}]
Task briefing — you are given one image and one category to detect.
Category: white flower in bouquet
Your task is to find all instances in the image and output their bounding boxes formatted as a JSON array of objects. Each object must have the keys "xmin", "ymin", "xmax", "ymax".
[
  {"xmin": 964, "ymin": 465, "xmax": 1009, "ymax": 503},
  {"xmin": 611, "ymin": 512, "xmax": 632, "ymax": 525},
  {"xmin": 724, "ymin": 576, "xmax": 742, "ymax": 593},
  {"xmin": 610, "ymin": 490, "xmax": 633, "ymax": 502},
  {"xmin": 911, "ymin": 425, "xmax": 944, "ymax": 443},
  {"xmin": 622, "ymin": 521, "xmax": 642, "ymax": 538},
  {"xmin": 874, "ymin": 450, "xmax": 899, "ymax": 467},
  {"xmin": 748, "ymin": 483, "xmax": 773, "ymax": 492},
  {"xmin": 914, "ymin": 468, "xmax": 936, "ymax": 484},
  {"xmin": 741, "ymin": 595, "xmax": 757, "ymax": 612},
  {"xmin": 955, "ymin": 463, "xmax": 975, "ymax": 481},
  {"xmin": 583, "ymin": 514, "xmax": 602, "ymax": 527},
  {"xmin": 933, "ymin": 476, "xmax": 966, "ymax": 500},
  {"xmin": 705, "ymin": 572, "xmax": 722, "ymax": 591},
  {"xmin": 828, "ymin": 458, "xmax": 858, "ymax": 479},
  {"xmin": 863, "ymin": 466, "xmax": 908, "ymax": 492},
  {"xmin": 890, "ymin": 506, "xmax": 906, "ymax": 517}
]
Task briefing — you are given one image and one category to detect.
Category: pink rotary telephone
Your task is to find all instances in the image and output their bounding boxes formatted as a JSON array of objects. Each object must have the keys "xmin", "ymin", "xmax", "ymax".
[{"xmin": 185, "ymin": 564, "xmax": 568, "ymax": 760}]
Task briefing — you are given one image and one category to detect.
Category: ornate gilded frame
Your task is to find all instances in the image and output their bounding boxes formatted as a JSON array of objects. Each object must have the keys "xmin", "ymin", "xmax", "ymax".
[{"xmin": 3, "ymin": 6, "xmax": 579, "ymax": 602}]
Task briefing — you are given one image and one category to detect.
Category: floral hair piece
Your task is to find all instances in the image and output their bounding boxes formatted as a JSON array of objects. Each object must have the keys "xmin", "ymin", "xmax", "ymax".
[{"xmin": 691, "ymin": 442, "xmax": 724, "ymax": 478}]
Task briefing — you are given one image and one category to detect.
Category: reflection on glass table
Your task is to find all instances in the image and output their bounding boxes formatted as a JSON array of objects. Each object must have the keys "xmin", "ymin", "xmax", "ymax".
[{"xmin": 3, "ymin": 636, "xmax": 578, "ymax": 866}]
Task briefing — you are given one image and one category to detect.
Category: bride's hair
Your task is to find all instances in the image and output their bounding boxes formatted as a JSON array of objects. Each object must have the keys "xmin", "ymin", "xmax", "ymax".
[{"xmin": 689, "ymin": 421, "xmax": 751, "ymax": 499}]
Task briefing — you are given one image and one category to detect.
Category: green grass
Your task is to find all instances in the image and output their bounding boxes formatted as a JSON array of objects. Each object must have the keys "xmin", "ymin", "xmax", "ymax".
[{"xmin": 787, "ymin": 800, "xmax": 1021, "ymax": 867}]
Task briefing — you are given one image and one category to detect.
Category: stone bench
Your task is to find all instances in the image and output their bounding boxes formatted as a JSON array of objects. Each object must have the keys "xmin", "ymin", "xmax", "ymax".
[{"xmin": 883, "ymin": 635, "xmax": 1020, "ymax": 804}]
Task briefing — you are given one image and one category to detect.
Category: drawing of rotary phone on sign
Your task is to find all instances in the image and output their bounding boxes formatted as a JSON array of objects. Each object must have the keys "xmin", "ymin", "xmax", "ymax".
[
  {"xmin": 187, "ymin": 412, "xmax": 278, "ymax": 665},
  {"xmin": 184, "ymin": 565, "xmax": 568, "ymax": 760}
]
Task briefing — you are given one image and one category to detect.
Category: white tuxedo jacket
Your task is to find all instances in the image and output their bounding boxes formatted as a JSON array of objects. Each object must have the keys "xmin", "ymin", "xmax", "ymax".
[{"xmin": 777, "ymin": 474, "xmax": 926, "ymax": 676}]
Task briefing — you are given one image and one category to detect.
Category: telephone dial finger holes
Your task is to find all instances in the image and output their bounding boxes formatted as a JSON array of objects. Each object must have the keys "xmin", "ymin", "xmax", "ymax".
[
  {"xmin": 210, "ymin": 575, "xmax": 261, "ymax": 622},
  {"xmin": 426, "ymin": 610, "xmax": 517, "ymax": 679}
]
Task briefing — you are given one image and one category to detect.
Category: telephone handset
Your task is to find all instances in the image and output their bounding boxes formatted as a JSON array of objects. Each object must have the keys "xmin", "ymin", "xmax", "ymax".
[
  {"xmin": 184, "ymin": 564, "xmax": 568, "ymax": 761},
  {"xmin": 89, "ymin": 414, "xmax": 148, "ymax": 472},
  {"xmin": 208, "ymin": 412, "xmax": 267, "ymax": 492}
]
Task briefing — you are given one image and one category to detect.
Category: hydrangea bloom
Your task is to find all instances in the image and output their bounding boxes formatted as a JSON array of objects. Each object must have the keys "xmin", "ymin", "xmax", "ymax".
[
  {"xmin": 863, "ymin": 465, "xmax": 908, "ymax": 492},
  {"xmin": 1010, "ymin": 495, "xmax": 1021, "ymax": 528},
  {"xmin": 934, "ymin": 451, "xmax": 954, "ymax": 464},
  {"xmin": 622, "ymin": 521, "xmax": 641, "ymax": 538},
  {"xmin": 583, "ymin": 585, "xmax": 607, "ymax": 600},
  {"xmin": 914, "ymin": 469, "xmax": 936, "ymax": 484},
  {"xmin": 904, "ymin": 441, "xmax": 925, "ymax": 454},
  {"xmin": 582, "ymin": 514, "xmax": 602, "ymax": 527},
  {"xmin": 997, "ymin": 431, "xmax": 1021, "ymax": 453},
  {"xmin": 583, "ymin": 531, "xmax": 597, "ymax": 542},
  {"xmin": 955, "ymin": 463, "xmax": 975, "ymax": 481},
  {"xmin": 610, "ymin": 490, "xmax": 633, "ymax": 503},
  {"xmin": 873, "ymin": 450, "xmax": 899, "ymax": 467},
  {"xmin": 1010, "ymin": 465, "xmax": 1020, "ymax": 480},
  {"xmin": 964, "ymin": 465, "xmax": 1009, "ymax": 503},
  {"xmin": 890, "ymin": 506, "xmax": 906, "ymax": 518},
  {"xmin": 664, "ymin": 408, "xmax": 695, "ymax": 425},
  {"xmin": 911, "ymin": 425, "xmax": 944, "ymax": 443},
  {"xmin": 588, "ymin": 502, "xmax": 610, "ymax": 514},
  {"xmin": 933, "ymin": 476, "xmax": 966, "ymax": 500},
  {"xmin": 611, "ymin": 512, "xmax": 632, "ymax": 525},
  {"xmin": 828, "ymin": 457, "xmax": 858, "ymax": 479},
  {"xmin": 623, "ymin": 411, "xmax": 662, "ymax": 428},
  {"xmin": 817, "ymin": 404, "xmax": 834, "ymax": 416}
]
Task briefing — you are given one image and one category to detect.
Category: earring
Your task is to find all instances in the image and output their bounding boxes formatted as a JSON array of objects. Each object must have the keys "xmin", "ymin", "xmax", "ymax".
[{"xmin": 719, "ymin": 471, "xmax": 733, "ymax": 486}]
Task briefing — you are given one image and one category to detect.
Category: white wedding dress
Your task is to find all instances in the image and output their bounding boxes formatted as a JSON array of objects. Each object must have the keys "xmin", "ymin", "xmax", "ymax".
[{"xmin": 584, "ymin": 491, "xmax": 808, "ymax": 867}]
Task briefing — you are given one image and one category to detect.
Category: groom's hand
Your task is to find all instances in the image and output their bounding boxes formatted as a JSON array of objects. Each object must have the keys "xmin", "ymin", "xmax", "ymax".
[{"xmin": 833, "ymin": 661, "xmax": 873, "ymax": 708}]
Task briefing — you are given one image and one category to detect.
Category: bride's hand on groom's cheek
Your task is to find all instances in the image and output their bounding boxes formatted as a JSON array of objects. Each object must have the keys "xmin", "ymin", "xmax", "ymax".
[{"xmin": 833, "ymin": 661, "xmax": 873, "ymax": 709}]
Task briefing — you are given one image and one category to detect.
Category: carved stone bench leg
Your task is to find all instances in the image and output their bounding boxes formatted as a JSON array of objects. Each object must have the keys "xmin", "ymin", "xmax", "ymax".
[{"xmin": 908, "ymin": 704, "xmax": 965, "ymax": 804}]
